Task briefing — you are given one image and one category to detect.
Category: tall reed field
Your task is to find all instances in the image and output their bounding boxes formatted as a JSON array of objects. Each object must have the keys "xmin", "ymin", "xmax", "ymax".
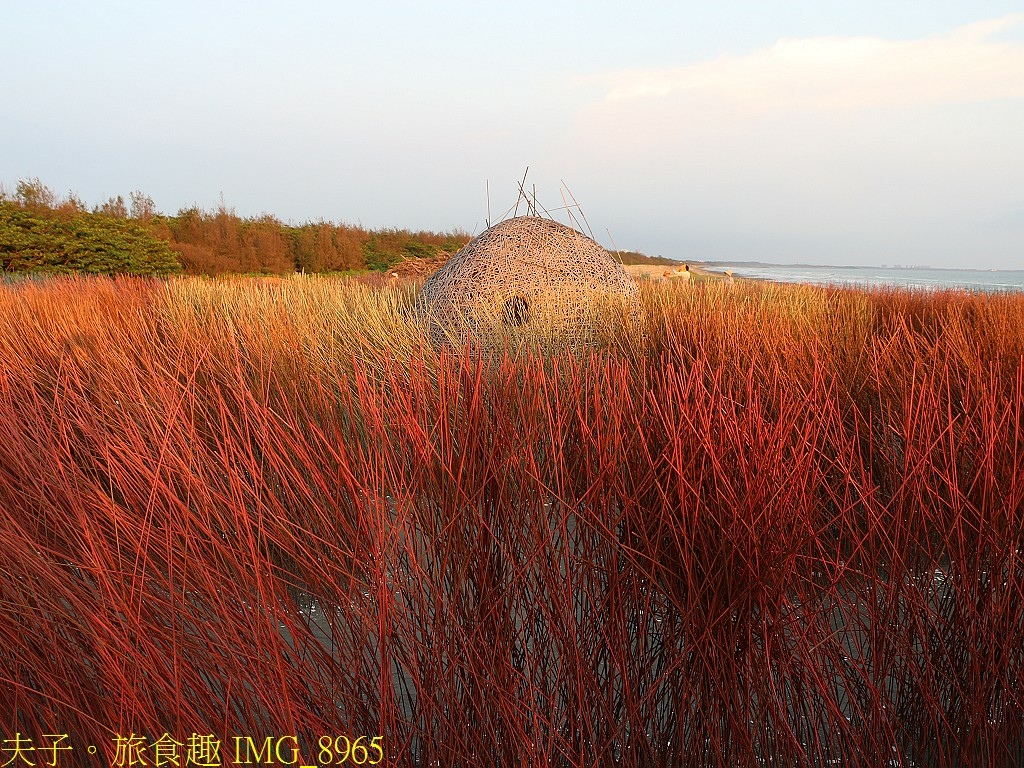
[{"xmin": 1, "ymin": 274, "xmax": 1022, "ymax": 766}]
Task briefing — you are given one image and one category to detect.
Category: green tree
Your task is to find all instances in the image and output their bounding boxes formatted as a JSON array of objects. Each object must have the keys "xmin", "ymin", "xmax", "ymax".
[{"xmin": 0, "ymin": 202, "xmax": 181, "ymax": 276}]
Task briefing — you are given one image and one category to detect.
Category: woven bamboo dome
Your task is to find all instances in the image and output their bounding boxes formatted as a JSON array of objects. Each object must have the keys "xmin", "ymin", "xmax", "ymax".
[{"xmin": 415, "ymin": 216, "xmax": 639, "ymax": 346}]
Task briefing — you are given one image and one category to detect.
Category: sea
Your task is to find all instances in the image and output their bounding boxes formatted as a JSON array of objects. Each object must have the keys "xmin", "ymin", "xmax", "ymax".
[{"xmin": 704, "ymin": 263, "xmax": 1024, "ymax": 293}]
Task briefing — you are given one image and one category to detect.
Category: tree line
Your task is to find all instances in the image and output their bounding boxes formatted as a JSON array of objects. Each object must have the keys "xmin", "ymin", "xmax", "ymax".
[{"xmin": 1, "ymin": 179, "xmax": 470, "ymax": 277}]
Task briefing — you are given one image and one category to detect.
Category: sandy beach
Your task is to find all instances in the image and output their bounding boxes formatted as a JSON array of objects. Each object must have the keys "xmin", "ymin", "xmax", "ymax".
[{"xmin": 623, "ymin": 263, "xmax": 723, "ymax": 280}]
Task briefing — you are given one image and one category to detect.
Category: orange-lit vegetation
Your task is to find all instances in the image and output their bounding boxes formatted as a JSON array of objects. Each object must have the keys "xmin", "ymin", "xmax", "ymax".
[
  {"xmin": 1, "ymin": 275, "xmax": 1023, "ymax": 766},
  {"xmin": 0, "ymin": 179, "xmax": 471, "ymax": 276}
]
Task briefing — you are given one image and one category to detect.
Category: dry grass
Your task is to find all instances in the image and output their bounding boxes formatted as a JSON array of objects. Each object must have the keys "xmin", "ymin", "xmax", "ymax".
[{"xmin": 1, "ymin": 274, "xmax": 1023, "ymax": 766}]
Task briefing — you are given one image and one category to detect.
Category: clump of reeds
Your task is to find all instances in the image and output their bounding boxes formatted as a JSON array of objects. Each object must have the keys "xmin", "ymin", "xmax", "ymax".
[{"xmin": 1, "ymin": 274, "xmax": 1022, "ymax": 767}]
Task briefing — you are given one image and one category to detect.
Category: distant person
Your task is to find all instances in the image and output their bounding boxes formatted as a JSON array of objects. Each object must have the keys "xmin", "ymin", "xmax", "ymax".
[
  {"xmin": 725, "ymin": 269, "xmax": 735, "ymax": 289},
  {"xmin": 668, "ymin": 264, "xmax": 691, "ymax": 283}
]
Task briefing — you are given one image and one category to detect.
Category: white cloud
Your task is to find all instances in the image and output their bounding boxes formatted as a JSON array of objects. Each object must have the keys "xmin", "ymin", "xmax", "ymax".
[
  {"xmin": 557, "ymin": 15, "xmax": 1024, "ymax": 267},
  {"xmin": 588, "ymin": 13, "xmax": 1024, "ymax": 114}
]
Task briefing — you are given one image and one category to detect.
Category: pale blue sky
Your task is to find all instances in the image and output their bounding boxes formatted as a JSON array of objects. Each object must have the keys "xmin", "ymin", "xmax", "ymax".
[{"xmin": 3, "ymin": 1, "xmax": 1023, "ymax": 267}]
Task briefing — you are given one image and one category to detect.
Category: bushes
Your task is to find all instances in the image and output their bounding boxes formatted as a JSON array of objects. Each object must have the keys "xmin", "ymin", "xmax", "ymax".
[
  {"xmin": 362, "ymin": 228, "xmax": 466, "ymax": 272},
  {"xmin": 0, "ymin": 202, "xmax": 180, "ymax": 276}
]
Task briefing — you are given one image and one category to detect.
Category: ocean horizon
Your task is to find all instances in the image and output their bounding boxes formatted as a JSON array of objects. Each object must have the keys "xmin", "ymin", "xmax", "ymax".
[{"xmin": 704, "ymin": 262, "xmax": 1024, "ymax": 292}]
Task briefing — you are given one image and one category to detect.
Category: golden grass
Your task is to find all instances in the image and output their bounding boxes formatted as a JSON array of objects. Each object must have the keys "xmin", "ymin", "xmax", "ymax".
[{"xmin": 2, "ymin": 273, "xmax": 1024, "ymax": 765}]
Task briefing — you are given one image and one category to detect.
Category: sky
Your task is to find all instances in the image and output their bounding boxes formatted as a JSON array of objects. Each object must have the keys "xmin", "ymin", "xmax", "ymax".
[{"xmin": 2, "ymin": 1, "xmax": 1023, "ymax": 268}]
